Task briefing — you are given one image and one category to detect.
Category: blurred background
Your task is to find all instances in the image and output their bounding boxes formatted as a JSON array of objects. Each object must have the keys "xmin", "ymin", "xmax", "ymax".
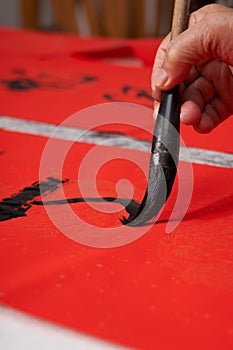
[{"xmin": 0, "ymin": 0, "xmax": 232, "ymax": 38}]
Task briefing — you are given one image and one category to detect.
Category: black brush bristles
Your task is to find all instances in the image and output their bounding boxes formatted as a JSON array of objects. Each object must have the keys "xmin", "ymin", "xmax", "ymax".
[{"xmin": 122, "ymin": 86, "xmax": 180, "ymax": 226}]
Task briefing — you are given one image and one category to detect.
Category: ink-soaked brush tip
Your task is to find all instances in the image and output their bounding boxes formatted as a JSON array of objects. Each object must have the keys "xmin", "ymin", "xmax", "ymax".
[{"xmin": 122, "ymin": 87, "xmax": 180, "ymax": 226}]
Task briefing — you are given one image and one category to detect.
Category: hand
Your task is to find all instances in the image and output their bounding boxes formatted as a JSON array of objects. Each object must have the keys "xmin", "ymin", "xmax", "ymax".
[{"xmin": 151, "ymin": 4, "xmax": 233, "ymax": 133}]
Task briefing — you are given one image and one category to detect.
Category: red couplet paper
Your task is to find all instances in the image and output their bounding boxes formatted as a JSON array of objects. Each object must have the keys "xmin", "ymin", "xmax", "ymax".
[{"xmin": 0, "ymin": 29, "xmax": 233, "ymax": 350}]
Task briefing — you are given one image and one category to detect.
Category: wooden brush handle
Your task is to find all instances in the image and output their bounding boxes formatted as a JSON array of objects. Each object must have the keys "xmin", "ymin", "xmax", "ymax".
[{"xmin": 171, "ymin": 0, "xmax": 191, "ymax": 40}]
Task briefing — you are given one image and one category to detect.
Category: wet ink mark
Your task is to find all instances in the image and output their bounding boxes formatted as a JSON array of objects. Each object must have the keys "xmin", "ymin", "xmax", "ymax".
[
  {"xmin": 34, "ymin": 197, "xmax": 140, "ymax": 218},
  {"xmin": 136, "ymin": 90, "xmax": 153, "ymax": 101},
  {"xmin": 121, "ymin": 85, "xmax": 153, "ymax": 100},
  {"xmin": 81, "ymin": 76, "xmax": 98, "ymax": 83},
  {"xmin": 103, "ymin": 85, "xmax": 153, "ymax": 106},
  {"xmin": 5, "ymin": 78, "xmax": 40, "ymax": 91},
  {"xmin": 0, "ymin": 177, "xmax": 68, "ymax": 222},
  {"xmin": 121, "ymin": 85, "xmax": 132, "ymax": 94},
  {"xmin": 34, "ymin": 197, "xmax": 162, "ymax": 227},
  {"xmin": 1, "ymin": 69, "xmax": 98, "ymax": 92},
  {"xmin": 103, "ymin": 93, "xmax": 114, "ymax": 100},
  {"xmin": 0, "ymin": 178, "xmax": 140, "ymax": 223}
]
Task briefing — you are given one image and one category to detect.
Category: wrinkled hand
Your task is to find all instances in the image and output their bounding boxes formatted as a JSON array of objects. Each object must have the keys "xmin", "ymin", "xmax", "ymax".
[{"xmin": 151, "ymin": 4, "xmax": 233, "ymax": 133}]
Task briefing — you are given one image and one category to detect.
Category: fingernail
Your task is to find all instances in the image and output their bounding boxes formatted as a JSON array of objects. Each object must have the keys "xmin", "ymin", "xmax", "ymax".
[{"xmin": 154, "ymin": 69, "xmax": 169, "ymax": 88}]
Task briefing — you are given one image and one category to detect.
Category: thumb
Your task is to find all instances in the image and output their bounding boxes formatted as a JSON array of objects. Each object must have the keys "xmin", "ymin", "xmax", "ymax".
[{"xmin": 153, "ymin": 11, "xmax": 233, "ymax": 90}]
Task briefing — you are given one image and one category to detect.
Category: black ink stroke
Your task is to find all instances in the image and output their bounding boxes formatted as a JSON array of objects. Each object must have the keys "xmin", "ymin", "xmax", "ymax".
[
  {"xmin": 80, "ymin": 76, "xmax": 98, "ymax": 83},
  {"xmin": 136, "ymin": 90, "xmax": 153, "ymax": 101},
  {"xmin": 0, "ymin": 177, "xmax": 68, "ymax": 221},
  {"xmin": 34, "ymin": 197, "xmax": 140, "ymax": 220},
  {"xmin": 103, "ymin": 93, "xmax": 114, "ymax": 100},
  {"xmin": 1, "ymin": 69, "xmax": 98, "ymax": 91},
  {"xmin": 103, "ymin": 85, "xmax": 153, "ymax": 107},
  {"xmin": 0, "ymin": 178, "xmax": 139, "ymax": 222},
  {"xmin": 5, "ymin": 78, "xmax": 40, "ymax": 91},
  {"xmin": 121, "ymin": 85, "xmax": 132, "ymax": 94}
]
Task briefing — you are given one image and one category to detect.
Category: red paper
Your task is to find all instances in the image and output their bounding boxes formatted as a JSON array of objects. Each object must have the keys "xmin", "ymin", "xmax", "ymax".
[{"xmin": 0, "ymin": 28, "xmax": 233, "ymax": 350}]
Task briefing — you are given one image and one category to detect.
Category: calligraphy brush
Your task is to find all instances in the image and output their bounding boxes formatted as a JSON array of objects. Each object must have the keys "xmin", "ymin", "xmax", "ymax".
[{"xmin": 122, "ymin": 0, "xmax": 191, "ymax": 226}]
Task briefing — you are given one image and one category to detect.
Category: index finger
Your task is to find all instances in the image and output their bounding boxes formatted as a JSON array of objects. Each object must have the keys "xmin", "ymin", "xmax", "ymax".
[{"xmin": 151, "ymin": 33, "xmax": 171, "ymax": 101}]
